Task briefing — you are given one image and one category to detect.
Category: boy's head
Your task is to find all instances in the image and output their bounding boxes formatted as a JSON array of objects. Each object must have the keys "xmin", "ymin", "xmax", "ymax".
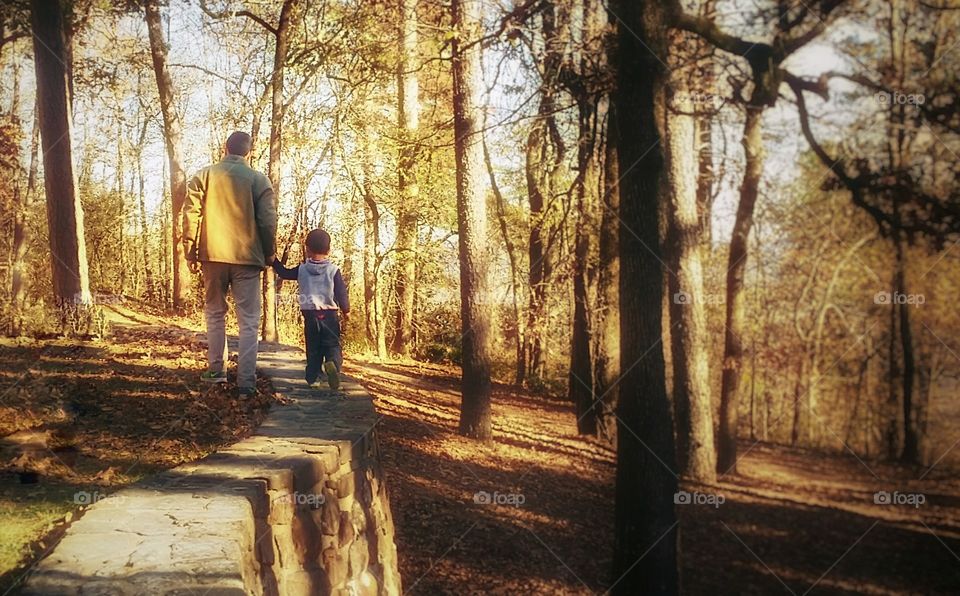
[{"xmin": 305, "ymin": 229, "xmax": 331, "ymax": 257}]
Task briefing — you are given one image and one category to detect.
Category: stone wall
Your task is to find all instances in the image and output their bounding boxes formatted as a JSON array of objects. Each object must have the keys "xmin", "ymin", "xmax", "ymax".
[{"xmin": 23, "ymin": 345, "xmax": 401, "ymax": 596}]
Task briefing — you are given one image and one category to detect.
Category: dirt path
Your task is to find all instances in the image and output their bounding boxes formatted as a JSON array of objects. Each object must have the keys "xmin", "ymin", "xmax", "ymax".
[{"xmin": 346, "ymin": 356, "xmax": 960, "ymax": 595}]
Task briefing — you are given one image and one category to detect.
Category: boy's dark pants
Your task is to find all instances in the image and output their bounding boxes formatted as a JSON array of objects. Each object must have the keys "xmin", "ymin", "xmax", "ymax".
[{"xmin": 302, "ymin": 309, "xmax": 343, "ymax": 384}]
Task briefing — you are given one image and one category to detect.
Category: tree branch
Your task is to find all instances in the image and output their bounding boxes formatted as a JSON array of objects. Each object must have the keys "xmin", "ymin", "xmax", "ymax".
[
  {"xmin": 673, "ymin": 10, "xmax": 769, "ymax": 59},
  {"xmin": 199, "ymin": 1, "xmax": 278, "ymax": 36}
]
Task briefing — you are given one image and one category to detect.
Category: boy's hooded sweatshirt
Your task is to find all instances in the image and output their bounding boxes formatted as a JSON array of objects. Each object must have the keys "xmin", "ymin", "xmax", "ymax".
[{"xmin": 272, "ymin": 257, "xmax": 350, "ymax": 312}]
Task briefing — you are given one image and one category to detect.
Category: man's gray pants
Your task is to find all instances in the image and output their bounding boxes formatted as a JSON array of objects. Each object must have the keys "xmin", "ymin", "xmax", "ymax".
[{"xmin": 202, "ymin": 262, "xmax": 262, "ymax": 389}]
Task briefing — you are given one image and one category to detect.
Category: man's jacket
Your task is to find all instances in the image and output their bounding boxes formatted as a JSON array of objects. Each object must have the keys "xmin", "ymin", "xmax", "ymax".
[{"xmin": 182, "ymin": 155, "xmax": 277, "ymax": 267}]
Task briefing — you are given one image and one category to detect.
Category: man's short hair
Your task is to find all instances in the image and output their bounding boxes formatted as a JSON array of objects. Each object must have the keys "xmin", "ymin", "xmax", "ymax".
[
  {"xmin": 225, "ymin": 131, "xmax": 252, "ymax": 156},
  {"xmin": 306, "ymin": 229, "xmax": 331, "ymax": 254}
]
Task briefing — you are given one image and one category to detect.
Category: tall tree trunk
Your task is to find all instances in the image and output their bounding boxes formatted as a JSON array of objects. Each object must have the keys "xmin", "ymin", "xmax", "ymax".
[
  {"xmin": 262, "ymin": 0, "xmax": 297, "ymax": 342},
  {"xmin": 665, "ymin": 88, "xmax": 716, "ymax": 484},
  {"xmin": 522, "ymin": 5, "xmax": 564, "ymax": 387},
  {"xmin": 716, "ymin": 103, "xmax": 766, "ymax": 475},
  {"xmin": 594, "ymin": 104, "xmax": 620, "ymax": 445},
  {"xmin": 31, "ymin": 0, "xmax": 93, "ymax": 318},
  {"xmin": 452, "ymin": 0, "xmax": 493, "ymax": 441},
  {"xmin": 391, "ymin": 0, "xmax": 420, "ymax": 357},
  {"xmin": 694, "ymin": 0, "xmax": 716, "ymax": 251},
  {"xmin": 523, "ymin": 114, "xmax": 551, "ymax": 385},
  {"xmin": 363, "ymin": 185, "xmax": 388, "ymax": 359},
  {"xmin": 896, "ymin": 239, "xmax": 918, "ymax": 462},
  {"xmin": 116, "ymin": 119, "xmax": 127, "ymax": 296},
  {"xmin": 569, "ymin": 96, "xmax": 601, "ymax": 435},
  {"xmin": 610, "ymin": 1, "xmax": 679, "ymax": 593},
  {"xmin": 11, "ymin": 98, "xmax": 39, "ymax": 336},
  {"xmin": 161, "ymin": 155, "xmax": 172, "ymax": 306},
  {"xmin": 144, "ymin": 0, "xmax": 190, "ymax": 313},
  {"xmin": 885, "ymin": 281, "xmax": 900, "ymax": 459},
  {"xmin": 483, "ymin": 129, "xmax": 524, "ymax": 383},
  {"xmin": 137, "ymin": 140, "xmax": 153, "ymax": 298}
]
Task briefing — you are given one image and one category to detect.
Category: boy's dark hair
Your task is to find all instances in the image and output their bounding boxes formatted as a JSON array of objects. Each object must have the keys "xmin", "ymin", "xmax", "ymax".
[
  {"xmin": 306, "ymin": 229, "xmax": 331, "ymax": 254},
  {"xmin": 225, "ymin": 131, "xmax": 252, "ymax": 156}
]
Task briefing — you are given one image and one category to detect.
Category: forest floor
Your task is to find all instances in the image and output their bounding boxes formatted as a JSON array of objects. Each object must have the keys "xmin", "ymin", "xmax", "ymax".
[
  {"xmin": 348, "ymin": 355, "xmax": 960, "ymax": 595},
  {"xmin": 0, "ymin": 305, "xmax": 280, "ymax": 594},
  {"xmin": 1, "ymin": 307, "xmax": 958, "ymax": 595}
]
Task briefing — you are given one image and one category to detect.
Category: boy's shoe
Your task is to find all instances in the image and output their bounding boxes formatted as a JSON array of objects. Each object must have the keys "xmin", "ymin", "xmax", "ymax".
[
  {"xmin": 324, "ymin": 361, "xmax": 340, "ymax": 391},
  {"xmin": 201, "ymin": 371, "xmax": 227, "ymax": 384},
  {"xmin": 238, "ymin": 386, "xmax": 257, "ymax": 398}
]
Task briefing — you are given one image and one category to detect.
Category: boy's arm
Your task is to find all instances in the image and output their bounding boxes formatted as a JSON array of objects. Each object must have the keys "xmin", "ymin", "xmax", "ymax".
[
  {"xmin": 334, "ymin": 269, "xmax": 350, "ymax": 315},
  {"xmin": 271, "ymin": 259, "xmax": 300, "ymax": 281}
]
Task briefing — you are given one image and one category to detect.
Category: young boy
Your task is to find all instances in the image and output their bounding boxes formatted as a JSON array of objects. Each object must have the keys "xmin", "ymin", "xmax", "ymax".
[{"xmin": 272, "ymin": 229, "xmax": 350, "ymax": 390}]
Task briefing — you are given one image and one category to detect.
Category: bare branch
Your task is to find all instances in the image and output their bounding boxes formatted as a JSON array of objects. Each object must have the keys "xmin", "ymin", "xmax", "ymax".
[{"xmin": 199, "ymin": 0, "xmax": 278, "ymax": 36}]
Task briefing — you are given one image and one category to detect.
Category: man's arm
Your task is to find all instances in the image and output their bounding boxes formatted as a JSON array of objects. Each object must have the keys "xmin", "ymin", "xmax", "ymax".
[
  {"xmin": 182, "ymin": 172, "xmax": 204, "ymax": 262},
  {"xmin": 334, "ymin": 269, "xmax": 350, "ymax": 315},
  {"xmin": 271, "ymin": 259, "xmax": 300, "ymax": 281},
  {"xmin": 253, "ymin": 175, "xmax": 278, "ymax": 262}
]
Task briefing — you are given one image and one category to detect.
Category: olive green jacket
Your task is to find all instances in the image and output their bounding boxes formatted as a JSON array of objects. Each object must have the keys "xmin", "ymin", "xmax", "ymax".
[{"xmin": 182, "ymin": 155, "xmax": 277, "ymax": 267}]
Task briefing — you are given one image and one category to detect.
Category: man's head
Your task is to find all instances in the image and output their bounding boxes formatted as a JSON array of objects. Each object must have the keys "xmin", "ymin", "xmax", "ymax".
[
  {"xmin": 225, "ymin": 131, "xmax": 252, "ymax": 157},
  {"xmin": 305, "ymin": 229, "xmax": 331, "ymax": 257}
]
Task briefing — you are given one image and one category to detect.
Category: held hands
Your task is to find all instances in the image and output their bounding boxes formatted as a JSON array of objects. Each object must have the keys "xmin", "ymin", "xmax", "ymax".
[
  {"xmin": 265, "ymin": 254, "xmax": 276, "ymax": 268},
  {"xmin": 189, "ymin": 260, "xmax": 201, "ymax": 274}
]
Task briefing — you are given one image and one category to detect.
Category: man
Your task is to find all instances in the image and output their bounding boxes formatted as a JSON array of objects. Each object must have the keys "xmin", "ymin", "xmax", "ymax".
[{"xmin": 182, "ymin": 131, "xmax": 277, "ymax": 396}]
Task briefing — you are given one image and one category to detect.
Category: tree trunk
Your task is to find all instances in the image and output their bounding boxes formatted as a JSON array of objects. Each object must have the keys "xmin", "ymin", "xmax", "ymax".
[
  {"xmin": 694, "ymin": 0, "xmax": 717, "ymax": 251},
  {"xmin": 10, "ymin": 98, "xmax": 39, "ymax": 336},
  {"xmin": 452, "ymin": 0, "xmax": 493, "ymax": 441},
  {"xmin": 363, "ymin": 182, "xmax": 388, "ymax": 359},
  {"xmin": 594, "ymin": 103, "xmax": 620, "ymax": 445},
  {"xmin": 610, "ymin": 1, "xmax": 679, "ymax": 593},
  {"xmin": 896, "ymin": 239, "xmax": 918, "ymax": 462},
  {"xmin": 665, "ymin": 91, "xmax": 716, "ymax": 484},
  {"xmin": 262, "ymin": 0, "xmax": 298, "ymax": 343},
  {"xmin": 716, "ymin": 103, "xmax": 765, "ymax": 475},
  {"xmin": 523, "ymin": 113, "xmax": 552, "ymax": 385},
  {"xmin": 144, "ymin": 0, "xmax": 190, "ymax": 313},
  {"xmin": 791, "ymin": 359, "xmax": 804, "ymax": 446},
  {"xmin": 116, "ymin": 120, "xmax": 127, "ymax": 295},
  {"xmin": 522, "ymin": 5, "xmax": 564, "ymax": 386},
  {"xmin": 569, "ymin": 97, "xmax": 601, "ymax": 435},
  {"xmin": 886, "ymin": 268, "xmax": 900, "ymax": 459},
  {"xmin": 391, "ymin": 0, "xmax": 420, "ymax": 357},
  {"xmin": 137, "ymin": 135, "xmax": 153, "ymax": 299},
  {"xmin": 483, "ymin": 129, "xmax": 524, "ymax": 384},
  {"xmin": 31, "ymin": 0, "xmax": 93, "ymax": 318}
]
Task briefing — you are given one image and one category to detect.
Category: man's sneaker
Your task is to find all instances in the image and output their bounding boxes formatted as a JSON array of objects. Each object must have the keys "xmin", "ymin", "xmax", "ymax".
[
  {"xmin": 238, "ymin": 386, "xmax": 257, "ymax": 398},
  {"xmin": 324, "ymin": 361, "xmax": 340, "ymax": 390},
  {"xmin": 201, "ymin": 371, "xmax": 227, "ymax": 384}
]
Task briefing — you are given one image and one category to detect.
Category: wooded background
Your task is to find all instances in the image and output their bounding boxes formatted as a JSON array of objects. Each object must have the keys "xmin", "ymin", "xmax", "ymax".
[{"xmin": 1, "ymin": 0, "xmax": 958, "ymax": 591}]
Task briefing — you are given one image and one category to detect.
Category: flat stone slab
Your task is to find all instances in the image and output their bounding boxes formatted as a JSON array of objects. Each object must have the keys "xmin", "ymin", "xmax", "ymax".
[{"xmin": 22, "ymin": 340, "xmax": 399, "ymax": 596}]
